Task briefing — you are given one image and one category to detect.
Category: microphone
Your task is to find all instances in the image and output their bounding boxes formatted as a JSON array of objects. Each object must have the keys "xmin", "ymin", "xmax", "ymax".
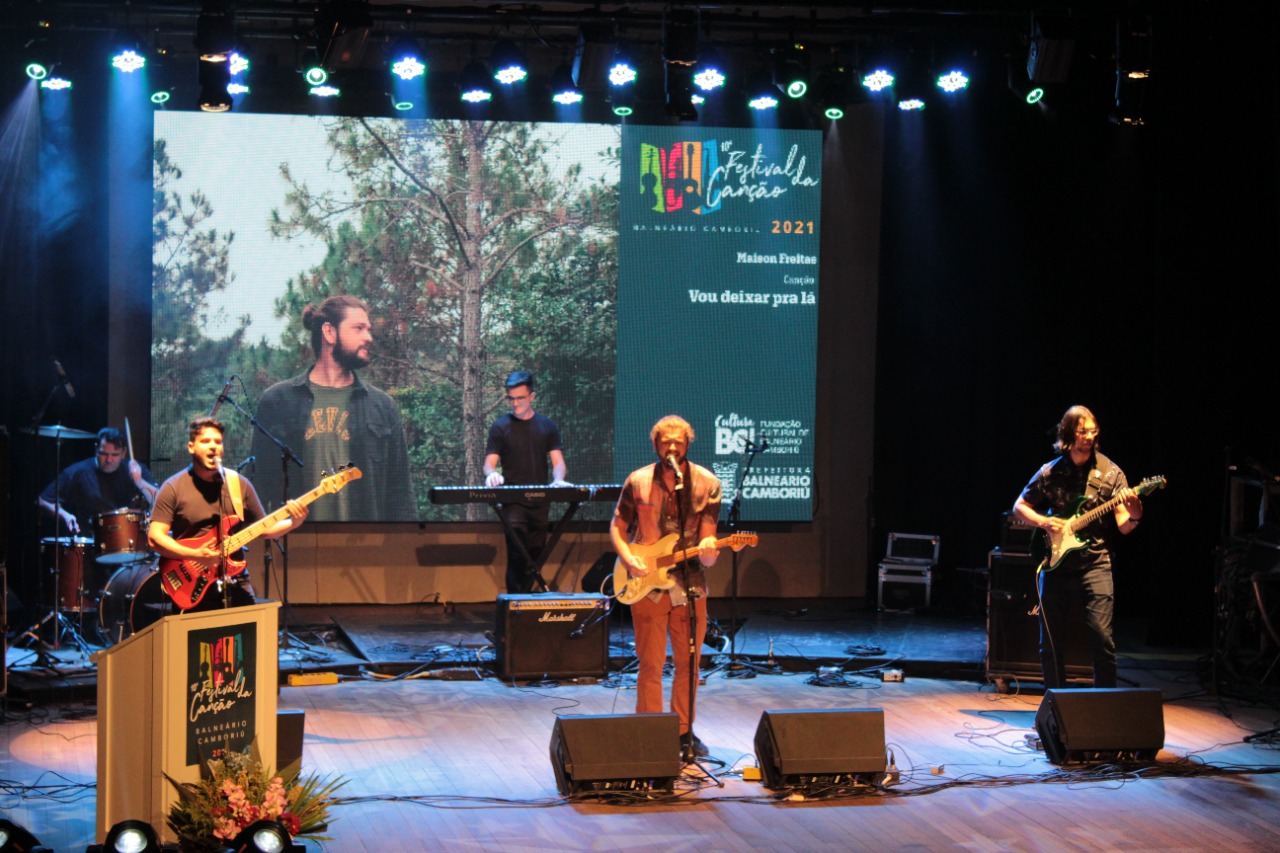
[
  {"xmin": 209, "ymin": 377, "xmax": 234, "ymax": 417},
  {"xmin": 53, "ymin": 359, "xmax": 75, "ymax": 399},
  {"xmin": 667, "ymin": 455, "xmax": 684, "ymax": 490},
  {"xmin": 235, "ymin": 455, "xmax": 255, "ymax": 473},
  {"xmin": 214, "ymin": 455, "xmax": 225, "ymax": 480}
]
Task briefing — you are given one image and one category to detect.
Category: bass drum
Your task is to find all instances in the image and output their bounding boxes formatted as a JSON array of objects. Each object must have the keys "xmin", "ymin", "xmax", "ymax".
[{"xmin": 98, "ymin": 564, "xmax": 255, "ymax": 646}]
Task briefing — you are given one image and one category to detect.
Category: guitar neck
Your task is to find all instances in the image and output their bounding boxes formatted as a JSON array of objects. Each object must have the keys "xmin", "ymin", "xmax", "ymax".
[
  {"xmin": 656, "ymin": 536, "xmax": 736, "ymax": 569},
  {"xmin": 222, "ymin": 482, "xmax": 328, "ymax": 554},
  {"xmin": 1072, "ymin": 493, "xmax": 1126, "ymax": 530}
]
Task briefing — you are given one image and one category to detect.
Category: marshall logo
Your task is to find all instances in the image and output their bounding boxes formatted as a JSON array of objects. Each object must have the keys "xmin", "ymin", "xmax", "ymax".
[{"xmin": 538, "ymin": 612, "xmax": 578, "ymax": 623}]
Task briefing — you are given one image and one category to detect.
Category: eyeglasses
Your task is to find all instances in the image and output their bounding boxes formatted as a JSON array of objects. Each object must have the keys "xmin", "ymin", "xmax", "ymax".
[
  {"xmin": 505, "ymin": 394, "xmax": 530, "ymax": 402},
  {"xmin": 1075, "ymin": 428, "xmax": 1099, "ymax": 438}
]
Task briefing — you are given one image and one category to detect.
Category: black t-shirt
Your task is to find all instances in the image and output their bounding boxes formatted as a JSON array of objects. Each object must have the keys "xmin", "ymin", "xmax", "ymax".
[
  {"xmin": 152, "ymin": 467, "xmax": 267, "ymax": 542},
  {"xmin": 40, "ymin": 457, "xmax": 156, "ymax": 531},
  {"xmin": 484, "ymin": 413, "xmax": 563, "ymax": 485}
]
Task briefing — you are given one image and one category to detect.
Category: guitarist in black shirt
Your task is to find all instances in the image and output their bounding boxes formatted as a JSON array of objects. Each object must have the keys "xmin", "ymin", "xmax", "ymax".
[{"xmin": 1012, "ymin": 405, "xmax": 1145, "ymax": 689}]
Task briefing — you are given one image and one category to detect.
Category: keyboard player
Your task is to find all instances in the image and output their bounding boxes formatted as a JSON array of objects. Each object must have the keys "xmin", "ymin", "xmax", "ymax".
[{"xmin": 482, "ymin": 371, "xmax": 569, "ymax": 593}]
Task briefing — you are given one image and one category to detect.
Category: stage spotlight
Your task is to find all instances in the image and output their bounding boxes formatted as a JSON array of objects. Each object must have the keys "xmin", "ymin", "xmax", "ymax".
[
  {"xmin": 41, "ymin": 77, "xmax": 72, "ymax": 91},
  {"xmin": 459, "ymin": 59, "xmax": 494, "ymax": 103},
  {"xmin": 609, "ymin": 44, "xmax": 638, "ymax": 86},
  {"xmin": 549, "ymin": 63, "xmax": 583, "ymax": 105},
  {"xmin": 861, "ymin": 67, "xmax": 895, "ymax": 94},
  {"xmin": 815, "ymin": 62, "xmax": 854, "ymax": 120},
  {"xmin": 746, "ymin": 68, "xmax": 779, "ymax": 111},
  {"xmin": 663, "ymin": 62, "xmax": 697, "ymax": 120},
  {"xmin": 25, "ymin": 62, "xmax": 48, "ymax": 81},
  {"xmin": 195, "ymin": 1, "xmax": 235, "ymax": 62},
  {"xmin": 662, "ymin": 8, "xmax": 699, "ymax": 67},
  {"xmin": 773, "ymin": 46, "xmax": 810, "ymax": 99},
  {"xmin": 491, "ymin": 40, "xmax": 528, "ymax": 85},
  {"xmin": 315, "ymin": 0, "xmax": 373, "ymax": 70},
  {"xmin": 198, "ymin": 59, "xmax": 231, "ymax": 111},
  {"xmin": 610, "ymin": 80, "xmax": 637, "ymax": 116},
  {"xmin": 694, "ymin": 47, "xmax": 727, "ymax": 92},
  {"xmin": 390, "ymin": 39, "xmax": 425, "ymax": 81},
  {"xmin": 1007, "ymin": 61, "xmax": 1045, "ymax": 106},
  {"xmin": 87, "ymin": 819, "xmax": 161, "ymax": 853},
  {"xmin": 935, "ymin": 69, "xmax": 969, "ymax": 94},
  {"xmin": 304, "ymin": 66, "xmax": 328, "ymax": 86},
  {"xmin": 0, "ymin": 817, "xmax": 51, "ymax": 853},
  {"xmin": 230, "ymin": 819, "xmax": 294, "ymax": 853},
  {"xmin": 1112, "ymin": 14, "xmax": 1151, "ymax": 126},
  {"xmin": 111, "ymin": 50, "xmax": 146, "ymax": 73}
]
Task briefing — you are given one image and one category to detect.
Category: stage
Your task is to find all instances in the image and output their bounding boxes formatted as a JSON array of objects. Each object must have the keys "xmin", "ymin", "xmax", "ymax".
[{"xmin": 3, "ymin": 600, "xmax": 1280, "ymax": 852}]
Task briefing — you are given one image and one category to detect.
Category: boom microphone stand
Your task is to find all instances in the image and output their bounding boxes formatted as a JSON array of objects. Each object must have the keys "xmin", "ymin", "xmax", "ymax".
[
  {"xmin": 707, "ymin": 435, "xmax": 774, "ymax": 677},
  {"xmin": 211, "ymin": 385, "xmax": 307, "ymax": 654}
]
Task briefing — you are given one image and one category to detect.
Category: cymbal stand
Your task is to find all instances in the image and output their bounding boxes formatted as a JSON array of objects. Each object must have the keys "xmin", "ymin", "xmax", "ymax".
[{"xmin": 19, "ymin": 427, "xmax": 93, "ymax": 663}]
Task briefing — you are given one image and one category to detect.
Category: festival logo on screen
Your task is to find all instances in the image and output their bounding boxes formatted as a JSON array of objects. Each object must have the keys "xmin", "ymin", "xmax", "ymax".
[
  {"xmin": 638, "ymin": 138, "xmax": 818, "ymax": 215},
  {"xmin": 186, "ymin": 623, "xmax": 257, "ymax": 765}
]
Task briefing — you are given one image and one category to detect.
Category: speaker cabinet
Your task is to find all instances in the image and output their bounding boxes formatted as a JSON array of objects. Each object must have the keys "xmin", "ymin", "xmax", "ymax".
[
  {"xmin": 986, "ymin": 550, "xmax": 1091, "ymax": 684},
  {"xmin": 495, "ymin": 594, "xmax": 609, "ymax": 681},
  {"xmin": 753, "ymin": 708, "xmax": 887, "ymax": 790},
  {"xmin": 277, "ymin": 709, "xmax": 305, "ymax": 771},
  {"xmin": 549, "ymin": 713, "xmax": 681, "ymax": 795},
  {"xmin": 1035, "ymin": 688, "xmax": 1165, "ymax": 765}
]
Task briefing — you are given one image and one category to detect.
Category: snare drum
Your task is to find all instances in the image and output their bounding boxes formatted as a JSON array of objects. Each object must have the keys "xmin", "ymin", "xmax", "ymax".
[
  {"xmin": 40, "ymin": 536, "xmax": 102, "ymax": 612},
  {"xmin": 93, "ymin": 508, "xmax": 150, "ymax": 565},
  {"xmin": 98, "ymin": 563, "xmax": 255, "ymax": 646}
]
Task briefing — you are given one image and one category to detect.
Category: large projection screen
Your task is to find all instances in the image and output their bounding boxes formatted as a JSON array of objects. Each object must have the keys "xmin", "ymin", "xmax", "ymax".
[{"xmin": 151, "ymin": 114, "xmax": 820, "ymax": 523}]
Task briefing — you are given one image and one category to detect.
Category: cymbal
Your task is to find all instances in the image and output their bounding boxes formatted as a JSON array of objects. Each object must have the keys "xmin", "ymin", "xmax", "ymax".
[{"xmin": 23, "ymin": 424, "xmax": 97, "ymax": 440}]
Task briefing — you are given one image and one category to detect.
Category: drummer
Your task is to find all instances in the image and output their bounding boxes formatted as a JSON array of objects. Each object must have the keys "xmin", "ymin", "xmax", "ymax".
[{"xmin": 37, "ymin": 427, "xmax": 159, "ymax": 536}]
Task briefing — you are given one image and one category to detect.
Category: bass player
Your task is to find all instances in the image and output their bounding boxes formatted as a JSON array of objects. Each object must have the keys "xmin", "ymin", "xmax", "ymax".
[
  {"xmin": 1011, "ymin": 405, "xmax": 1144, "ymax": 689},
  {"xmin": 148, "ymin": 417, "xmax": 307, "ymax": 608},
  {"xmin": 611, "ymin": 415, "xmax": 722, "ymax": 760}
]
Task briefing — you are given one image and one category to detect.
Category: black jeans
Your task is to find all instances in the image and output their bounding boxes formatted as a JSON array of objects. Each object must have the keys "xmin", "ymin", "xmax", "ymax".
[{"xmin": 1037, "ymin": 558, "xmax": 1116, "ymax": 688}]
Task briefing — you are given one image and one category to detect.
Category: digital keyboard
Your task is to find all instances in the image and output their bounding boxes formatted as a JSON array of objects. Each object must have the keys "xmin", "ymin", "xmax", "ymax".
[{"xmin": 428, "ymin": 484, "xmax": 622, "ymax": 505}]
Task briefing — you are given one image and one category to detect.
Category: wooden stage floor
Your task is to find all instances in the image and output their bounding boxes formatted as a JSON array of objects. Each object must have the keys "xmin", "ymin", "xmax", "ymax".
[{"xmin": 3, "ymin": 600, "xmax": 1280, "ymax": 851}]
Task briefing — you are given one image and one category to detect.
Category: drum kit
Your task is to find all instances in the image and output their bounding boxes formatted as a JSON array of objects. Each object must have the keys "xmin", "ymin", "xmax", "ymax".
[{"xmin": 21, "ymin": 423, "xmax": 224, "ymax": 654}]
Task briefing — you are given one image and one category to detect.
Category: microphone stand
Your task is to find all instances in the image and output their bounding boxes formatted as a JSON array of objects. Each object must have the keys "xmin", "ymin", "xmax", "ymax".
[
  {"xmin": 215, "ymin": 391, "xmax": 304, "ymax": 653},
  {"xmin": 673, "ymin": 462, "xmax": 722, "ymax": 784},
  {"xmin": 707, "ymin": 436, "xmax": 773, "ymax": 678}
]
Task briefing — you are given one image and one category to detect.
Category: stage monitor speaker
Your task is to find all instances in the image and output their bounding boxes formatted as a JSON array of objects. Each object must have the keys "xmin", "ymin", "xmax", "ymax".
[
  {"xmin": 1035, "ymin": 688, "xmax": 1164, "ymax": 765},
  {"xmin": 549, "ymin": 713, "xmax": 681, "ymax": 795},
  {"xmin": 277, "ymin": 708, "xmax": 305, "ymax": 771},
  {"xmin": 753, "ymin": 708, "xmax": 887, "ymax": 790},
  {"xmin": 495, "ymin": 594, "xmax": 610, "ymax": 681}
]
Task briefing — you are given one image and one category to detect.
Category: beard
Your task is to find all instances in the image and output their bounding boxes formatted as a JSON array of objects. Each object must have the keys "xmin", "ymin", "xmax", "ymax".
[{"xmin": 333, "ymin": 340, "xmax": 371, "ymax": 371}]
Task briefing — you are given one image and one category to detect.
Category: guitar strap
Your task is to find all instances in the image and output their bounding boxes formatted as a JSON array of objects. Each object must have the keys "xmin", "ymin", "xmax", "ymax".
[
  {"xmin": 1085, "ymin": 453, "xmax": 1119, "ymax": 507},
  {"xmin": 225, "ymin": 469, "xmax": 245, "ymax": 520}
]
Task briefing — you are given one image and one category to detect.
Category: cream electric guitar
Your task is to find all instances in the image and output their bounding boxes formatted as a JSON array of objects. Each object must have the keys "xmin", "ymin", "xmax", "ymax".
[
  {"xmin": 1034, "ymin": 475, "xmax": 1167, "ymax": 572},
  {"xmin": 612, "ymin": 532, "xmax": 759, "ymax": 605}
]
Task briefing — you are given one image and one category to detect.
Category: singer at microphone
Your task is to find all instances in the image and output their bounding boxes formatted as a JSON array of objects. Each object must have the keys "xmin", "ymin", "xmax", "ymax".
[
  {"xmin": 610, "ymin": 415, "xmax": 724, "ymax": 760},
  {"xmin": 667, "ymin": 454, "xmax": 684, "ymax": 489}
]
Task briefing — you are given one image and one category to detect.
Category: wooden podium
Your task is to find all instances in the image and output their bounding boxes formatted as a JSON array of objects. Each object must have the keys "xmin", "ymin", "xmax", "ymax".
[{"xmin": 93, "ymin": 601, "xmax": 280, "ymax": 844}]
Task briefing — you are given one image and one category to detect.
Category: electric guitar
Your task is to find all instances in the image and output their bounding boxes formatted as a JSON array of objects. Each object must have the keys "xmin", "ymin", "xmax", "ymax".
[
  {"xmin": 157, "ymin": 466, "xmax": 362, "ymax": 609},
  {"xmin": 1034, "ymin": 475, "xmax": 1167, "ymax": 572},
  {"xmin": 612, "ymin": 532, "xmax": 759, "ymax": 605}
]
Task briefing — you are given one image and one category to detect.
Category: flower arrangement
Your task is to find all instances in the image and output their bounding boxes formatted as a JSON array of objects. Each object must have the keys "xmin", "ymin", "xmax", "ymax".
[{"xmin": 165, "ymin": 740, "xmax": 345, "ymax": 852}]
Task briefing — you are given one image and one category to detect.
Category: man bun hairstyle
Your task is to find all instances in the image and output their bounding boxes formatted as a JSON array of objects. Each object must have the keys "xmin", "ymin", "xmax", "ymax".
[{"xmin": 304, "ymin": 294, "xmax": 369, "ymax": 357}]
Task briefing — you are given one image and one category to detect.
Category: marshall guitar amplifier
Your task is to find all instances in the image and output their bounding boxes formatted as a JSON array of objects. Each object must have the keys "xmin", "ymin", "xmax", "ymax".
[{"xmin": 495, "ymin": 594, "xmax": 610, "ymax": 681}]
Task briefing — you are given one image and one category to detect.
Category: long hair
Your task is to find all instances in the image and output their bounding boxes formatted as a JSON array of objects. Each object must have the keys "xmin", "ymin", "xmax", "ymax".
[{"xmin": 1053, "ymin": 405, "xmax": 1097, "ymax": 454}]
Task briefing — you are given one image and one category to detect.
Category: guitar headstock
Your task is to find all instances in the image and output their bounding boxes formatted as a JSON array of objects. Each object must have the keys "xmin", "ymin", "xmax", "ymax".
[
  {"xmin": 321, "ymin": 464, "xmax": 363, "ymax": 493},
  {"xmin": 1136, "ymin": 475, "xmax": 1167, "ymax": 496},
  {"xmin": 730, "ymin": 532, "xmax": 760, "ymax": 551}
]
